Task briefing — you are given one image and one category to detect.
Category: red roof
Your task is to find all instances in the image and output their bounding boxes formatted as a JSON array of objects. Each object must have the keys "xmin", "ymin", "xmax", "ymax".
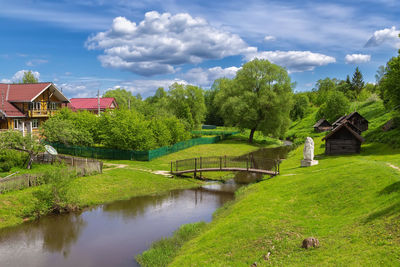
[
  {"xmin": 0, "ymin": 82, "xmax": 52, "ymax": 102},
  {"xmin": 68, "ymin": 98, "xmax": 117, "ymax": 111},
  {"xmin": 0, "ymin": 82, "xmax": 68, "ymax": 118}
]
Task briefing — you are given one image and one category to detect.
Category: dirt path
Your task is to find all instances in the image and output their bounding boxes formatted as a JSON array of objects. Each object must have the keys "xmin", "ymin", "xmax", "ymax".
[
  {"xmin": 387, "ymin": 163, "xmax": 400, "ymax": 172},
  {"xmin": 103, "ymin": 163, "xmax": 173, "ymax": 177}
]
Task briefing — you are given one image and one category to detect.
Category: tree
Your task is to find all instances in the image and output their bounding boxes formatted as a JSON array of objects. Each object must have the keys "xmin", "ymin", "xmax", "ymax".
[
  {"xmin": 290, "ymin": 93, "xmax": 310, "ymax": 121},
  {"xmin": 168, "ymin": 83, "xmax": 206, "ymax": 130},
  {"xmin": 314, "ymin": 78, "xmax": 338, "ymax": 106},
  {"xmin": 351, "ymin": 67, "xmax": 365, "ymax": 99},
  {"xmin": 0, "ymin": 130, "xmax": 44, "ymax": 169},
  {"xmin": 380, "ymin": 43, "xmax": 400, "ymax": 111},
  {"xmin": 21, "ymin": 70, "xmax": 39, "ymax": 83},
  {"xmin": 204, "ymin": 78, "xmax": 228, "ymax": 126},
  {"xmin": 215, "ymin": 59, "xmax": 293, "ymax": 143},
  {"xmin": 103, "ymin": 88, "xmax": 142, "ymax": 110},
  {"xmin": 316, "ymin": 91, "xmax": 350, "ymax": 122}
]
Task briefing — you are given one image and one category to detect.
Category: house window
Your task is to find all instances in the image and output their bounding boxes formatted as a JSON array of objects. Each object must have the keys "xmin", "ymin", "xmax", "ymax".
[
  {"xmin": 14, "ymin": 119, "xmax": 21, "ymax": 129},
  {"xmin": 48, "ymin": 102, "xmax": 57, "ymax": 110},
  {"xmin": 32, "ymin": 119, "xmax": 39, "ymax": 129},
  {"xmin": 29, "ymin": 102, "xmax": 41, "ymax": 110}
]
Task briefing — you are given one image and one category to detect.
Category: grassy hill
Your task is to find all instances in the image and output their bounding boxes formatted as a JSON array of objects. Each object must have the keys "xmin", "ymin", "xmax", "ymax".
[{"xmin": 138, "ymin": 98, "xmax": 400, "ymax": 266}]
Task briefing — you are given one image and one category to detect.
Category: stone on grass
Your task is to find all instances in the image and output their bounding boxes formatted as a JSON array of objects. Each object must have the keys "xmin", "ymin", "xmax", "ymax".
[
  {"xmin": 302, "ymin": 237, "xmax": 320, "ymax": 249},
  {"xmin": 301, "ymin": 137, "xmax": 318, "ymax": 167}
]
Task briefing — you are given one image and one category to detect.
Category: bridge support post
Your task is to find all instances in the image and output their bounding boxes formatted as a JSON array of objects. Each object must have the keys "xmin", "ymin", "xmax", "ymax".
[
  {"xmin": 194, "ymin": 158, "xmax": 197, "ymax": 178},
  {"xmin": 200, "ymin": 157, "xmax": 202, "ymax": 179},
  {"xmin": 247, "ymin": 156, "xmax": 249, "ymax": 171},
  {"xmin": 220, "ymin": 156, "xmax": 222, "ymax": 170}
]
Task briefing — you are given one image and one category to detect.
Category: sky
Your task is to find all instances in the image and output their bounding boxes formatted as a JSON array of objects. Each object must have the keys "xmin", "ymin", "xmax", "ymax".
[{"xmin": 0, "ymin": 0, "xmax": 399, "ymax": 98}]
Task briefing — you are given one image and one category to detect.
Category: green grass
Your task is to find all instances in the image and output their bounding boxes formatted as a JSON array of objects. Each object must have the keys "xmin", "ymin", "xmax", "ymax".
[
  {"xmin": 0, "ymin": 168, "xmax": 201, "ymax": 229},
  {"xmin": 168, "ymin": 139, "xmax": 400, "ymax": 266},
  {"xmin": 104, "ymin": 137, "xmax": 280, "ymax": 173},
  {"xmin": 0, "ymin": 163, "xmax": 63, "ymax": 178},
  {"xmin": 155, "ymin": 98, "xmax": 400, "ymax": 266},
  {"xmin": 136, "ymin": 222, "xmax": 207, "ymax": 267}
]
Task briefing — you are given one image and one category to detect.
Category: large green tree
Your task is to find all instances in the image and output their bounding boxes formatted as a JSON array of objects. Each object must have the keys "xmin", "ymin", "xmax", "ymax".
[
  {"xmin": 316, "ymin": 91, "xmax": 350, "ymax": 122},
  {"xmin": 215, "ymin": 59, "xmax": 293, "ymax": 143},
  {"xmin": 204, "ymin": 78, "xmax": 229, "ymax": 126}
]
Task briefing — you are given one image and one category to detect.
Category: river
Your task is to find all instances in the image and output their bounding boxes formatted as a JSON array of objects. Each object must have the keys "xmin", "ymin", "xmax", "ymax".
[{"xmin": 0, "ymin": 145, "xmax": 291, "ymax": 267}]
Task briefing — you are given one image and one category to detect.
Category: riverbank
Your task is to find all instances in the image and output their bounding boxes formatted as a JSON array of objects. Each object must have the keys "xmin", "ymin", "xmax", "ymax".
[
  {"xmin": 0, "ymin": 138, "xmax": 274, "ymax": 230},
  {"xmin": 0, "ymin": 168, "xmax": 201, "ymax": 229},
  {"xmin": 158, "ymin": 139, "xmax": 400, "ymax": 266}
]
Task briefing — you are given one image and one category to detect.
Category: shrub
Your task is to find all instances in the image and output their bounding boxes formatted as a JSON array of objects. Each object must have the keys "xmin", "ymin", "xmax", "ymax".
[{"xmin": 0, "ymin": 149, "xmax": 28, "ymax": 172}]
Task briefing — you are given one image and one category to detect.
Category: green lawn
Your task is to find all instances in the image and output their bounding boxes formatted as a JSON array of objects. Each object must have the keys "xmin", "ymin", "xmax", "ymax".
[{"xmin": 168, "ymin": 139, "xmax": 400, "ymax": 266}]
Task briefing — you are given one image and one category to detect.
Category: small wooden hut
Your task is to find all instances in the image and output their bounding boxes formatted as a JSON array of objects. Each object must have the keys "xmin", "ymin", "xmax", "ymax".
[
  {"xmin": 322, "ymin": 122, "xmax": 364, "ymax": 155},
  {"xmin": 313, "ymin": 119, "xmax": 332, "ymax": 132},
  {"xmin": 332, "ymin": 115, "xmax": 347, "ymax": 128}
]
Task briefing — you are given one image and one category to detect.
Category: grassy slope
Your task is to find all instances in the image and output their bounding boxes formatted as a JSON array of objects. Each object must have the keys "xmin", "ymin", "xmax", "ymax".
[{"xmin": 169, "ymin": 100, "xmax": 400, "ymax": 266}]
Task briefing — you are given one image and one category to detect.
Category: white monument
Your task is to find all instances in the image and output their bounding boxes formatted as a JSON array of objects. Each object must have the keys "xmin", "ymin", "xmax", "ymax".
[{"xmin": 301, "ymin": 137, "xmax": 318, "ymax": 167}]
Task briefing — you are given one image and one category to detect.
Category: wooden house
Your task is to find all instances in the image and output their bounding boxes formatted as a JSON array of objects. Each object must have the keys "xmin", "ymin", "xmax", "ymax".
[
  {"xmin": 68, "ymin": 97, "xmax": 118, "ymax": 114},
  {"xmin": 313, "ymin": 119, "xmax": 332, "ymax": 132},
  {"xmin": 322, "ymin": 121, "xmax": 364, "ymax": 155},
  {"xmin": 332, "ymin": 112, "xmax": 368, "ymax": 132},
  {"xmin": 0, "ymin": 82, "xmax": 69, "ymax": 135}
]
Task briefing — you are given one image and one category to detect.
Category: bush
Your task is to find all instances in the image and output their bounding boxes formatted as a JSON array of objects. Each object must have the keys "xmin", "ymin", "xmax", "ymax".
[{"xmin": 0, "ymin": 149, "xmax": 28, "ymax": 172}]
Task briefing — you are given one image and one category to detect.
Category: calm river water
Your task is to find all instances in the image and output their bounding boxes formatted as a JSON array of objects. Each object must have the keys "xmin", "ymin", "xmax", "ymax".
[{"xmin": 0, "ymin": 145, "xmax": 291, "ymax": 267}]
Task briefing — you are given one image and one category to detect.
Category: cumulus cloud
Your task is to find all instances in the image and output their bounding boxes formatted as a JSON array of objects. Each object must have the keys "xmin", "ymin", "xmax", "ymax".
[
  {"xmin": 264, "ymin": 35, "xmax": 276, "ymax": 42},
  {"xmin": 1, "ymin": 70, "xmax": 41, "ymax": 83},
  {"xmin": 345, "ymin": 54, "xmax": 371, "ymax": 64},
  {"xmin": 365, "ymin": 26, "xmax": 400, "ymax": 48},
  {"xmin": 245, "ymin": 51, "xmax": 336, "ymax": 72},
  {"xmin": 86, "ymin": 12, "xmax": 255, "ymax": 76},
  {"xmin": 183, "ymin": 66, "xmax": 240, "ymax": 86}
]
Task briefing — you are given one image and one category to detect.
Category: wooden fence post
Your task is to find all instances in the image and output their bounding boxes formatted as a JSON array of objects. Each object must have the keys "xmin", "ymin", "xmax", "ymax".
[
  {"xmin": 170, "ymin": 161, "xmax": 173, "ymax": 174},
  {"xmin": 220, "ymin": 156, "xmax": 222, "ymax": 170},
  {"xmin": 247, "ymin": 156, "xmax": 249, "ymax": 171},
  {"xmin": 200, "ymin": 157, "xmax": 202, "ymax": 179},
  {"xmin": 224, "ymin": 155, "xmax": 227, "ymax": 168}
]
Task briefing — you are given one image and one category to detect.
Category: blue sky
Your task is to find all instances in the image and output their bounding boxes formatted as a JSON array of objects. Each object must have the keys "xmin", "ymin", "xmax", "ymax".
[{"xmin": 0, "ymin": 0, "xmax": 399, "ymax": 98}]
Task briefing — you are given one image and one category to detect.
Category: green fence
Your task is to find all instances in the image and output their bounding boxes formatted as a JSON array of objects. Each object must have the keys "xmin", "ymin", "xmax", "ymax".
[
  {"xmin": 201, "ymin": 125, "xmax": 217, "ymax": 129},
  {"xmin": 48, "ymin": 132, "xmax": 238, "ymax": 161},
  {"xmin": 192, "ymin": 130, "xmax": 240, "ymax": 136}
]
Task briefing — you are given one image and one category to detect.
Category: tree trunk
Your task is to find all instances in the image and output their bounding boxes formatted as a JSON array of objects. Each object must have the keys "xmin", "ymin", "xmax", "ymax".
[
  {"xmin": 249, "ymin": 128, "xmax": 256, "ymax": 143},
  {"xmin": 27, "ymin": 153, "xmax": 34, "ymax": 169}
]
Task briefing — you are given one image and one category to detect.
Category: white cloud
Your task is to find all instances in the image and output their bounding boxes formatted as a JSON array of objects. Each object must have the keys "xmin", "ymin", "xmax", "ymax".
[
  {"xmin": 264, "ymin": 35, "xmax": 276, "ymax": 42},
  {"xmin": 245, "ymin": 51, "xmax": 336, "ymax": 72},
  {"xmin": 86, "ymin": 12, "xmax": 256, "ymax": 76},
  {"xmin": 345, "ymin": 54, "xmax": 371, "ymax": 64},
  {"xmin": 365, "ymin": 26, "xmax": 400, "ymax": 48},
  {"xmin": 26, "ymin": 59, "xmax": 48, "ymax": 67},
  {"xmin": 183, "ymin": 66, "xmax": 240, "ymax": 86},
  {"xmin": 2, "ymin": 70, "xmax": 41, "ymax": 83},
  {"xmin": 111, "ymin": 78, "xmax": 189, "ymax": 96}
]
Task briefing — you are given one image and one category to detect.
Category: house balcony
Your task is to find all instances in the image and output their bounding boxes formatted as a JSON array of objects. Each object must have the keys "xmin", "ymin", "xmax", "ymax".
[{"xmin": 28, "ymin": 109, "xmax": 56, "ymax": 117}]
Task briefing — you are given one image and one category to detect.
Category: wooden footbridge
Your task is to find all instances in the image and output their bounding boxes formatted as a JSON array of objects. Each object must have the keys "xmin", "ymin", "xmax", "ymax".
[{"xmin": 170, "ymin": 155, "xmax": 280, "ymax": 177}]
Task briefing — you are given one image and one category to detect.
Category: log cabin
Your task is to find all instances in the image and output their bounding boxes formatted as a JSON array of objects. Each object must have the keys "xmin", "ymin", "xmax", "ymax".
[
  {"xmin": 322, "ymin": 121, "xmax": 365, "ymax": 155},
  {"xmin": 0, "ymin": 82, "xmax": 69, "ymax": 136},
  {"xmin": 332, "ymin": 112, "xmax": 368, "ymax": 132},
  {"xmin": 313, "ymin": 118, "xmax": 332, "ymax": 132}
]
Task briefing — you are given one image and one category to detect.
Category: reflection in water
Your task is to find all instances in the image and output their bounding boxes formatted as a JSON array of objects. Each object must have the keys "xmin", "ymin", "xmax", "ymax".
[
  {"xmin": 0, "ymin": 185, "xmax": 235, "ymax": 267},
  {"xmin": 0, "ymin": 145, "xmax": 290, "ymax": 267}
]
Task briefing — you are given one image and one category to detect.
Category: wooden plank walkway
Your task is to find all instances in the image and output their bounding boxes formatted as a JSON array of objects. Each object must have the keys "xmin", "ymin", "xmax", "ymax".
[{"xmin": 170, "ymin": 155, "xmax": 280, "ymax": 177}]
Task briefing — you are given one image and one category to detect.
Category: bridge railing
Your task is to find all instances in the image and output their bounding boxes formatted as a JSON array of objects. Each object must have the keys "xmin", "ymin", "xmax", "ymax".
[{"xmin": 171, "ymin": 155, "xmax": 281, "ymax": 175}]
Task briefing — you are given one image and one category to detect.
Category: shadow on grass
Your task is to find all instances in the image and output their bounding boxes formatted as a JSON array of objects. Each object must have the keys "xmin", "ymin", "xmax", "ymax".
[
  {"xmin": 379, "ymin": 181, "xmax": 400, "ymax": 195},
  {"xmin": 364, "ymin": 202, "xmax": 400, "ymax": 223}
]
